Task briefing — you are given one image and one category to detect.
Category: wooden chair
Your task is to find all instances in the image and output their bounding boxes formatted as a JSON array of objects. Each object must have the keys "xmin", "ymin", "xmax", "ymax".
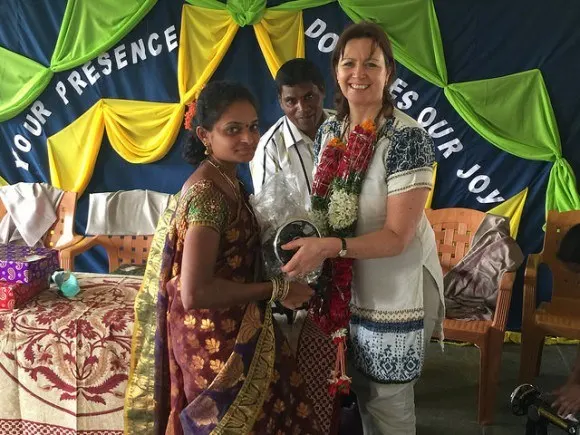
[
  {"xmin": 519, "ymin": 210, "xmax": 580, "ymax": 384},
  {"xmin": 0, "ymin": 189, "xmax": 83, "ymax": 266},
  {"xmin": 425, "ymin": 208, "xmax": 516, "ymax": 425},
  {"xmin": 59, "ymin": 234, "xmax": 153, "ymax": 273}
]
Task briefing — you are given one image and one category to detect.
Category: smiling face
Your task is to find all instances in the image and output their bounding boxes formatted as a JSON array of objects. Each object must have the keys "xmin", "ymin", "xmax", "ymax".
[
  {"xmin": 279, "ymin": 82, "xmax": 324, "ymax": 139},
  {"xmin": 336, "ymin": 37, "xmax": 390, "ymax": 109},
  {"xmin": 196, "ymin": 100, "xmax": 260, "ymax": 164}
]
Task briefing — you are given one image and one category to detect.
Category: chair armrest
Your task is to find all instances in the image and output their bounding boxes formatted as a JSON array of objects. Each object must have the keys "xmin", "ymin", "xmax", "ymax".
[
  {"xmin": 59, "ymin": 236, "xmax": 100, "ymax": 271},
  {"xmin": 522, "ymin": 253, "xmax": 542, "ymax": 330},
  {"xmin": 55, "ymin": 234, "xmax": 84, "ymax": 251},
  {"xmin": 492, "ymin": 270, "xmax": 516, "ymax": 331}
]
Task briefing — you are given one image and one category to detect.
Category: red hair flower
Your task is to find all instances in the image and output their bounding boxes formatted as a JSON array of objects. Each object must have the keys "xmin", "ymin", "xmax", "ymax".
[{"xmin": 184, "ymin": 101, "xmax": 197, "ymax": 131}]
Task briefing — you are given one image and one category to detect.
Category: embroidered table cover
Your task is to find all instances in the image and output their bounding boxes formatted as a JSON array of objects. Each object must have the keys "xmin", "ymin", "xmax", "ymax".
[{"xmin": 0, "ymin": 273, "xmax": 141, "ymax": 434}]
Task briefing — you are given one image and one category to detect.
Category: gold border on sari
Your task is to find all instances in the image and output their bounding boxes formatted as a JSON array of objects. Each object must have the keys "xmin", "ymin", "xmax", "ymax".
[
  {"xmin": 124, "ymin": 194, "xmax": 179, "ymax": 434},
  {"xmin": 210, "ymin": 303, "xmax": 276, "ymax": 435}
]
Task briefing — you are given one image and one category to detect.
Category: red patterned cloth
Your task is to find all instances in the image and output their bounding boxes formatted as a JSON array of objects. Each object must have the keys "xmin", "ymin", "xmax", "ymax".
[
  {"xmin": 0, "ymin": 278, "xmax": 48, "ymax": 310},
  {"xmin": 0, "ymin": 273, "xmax": 141, "ymax": 434}
]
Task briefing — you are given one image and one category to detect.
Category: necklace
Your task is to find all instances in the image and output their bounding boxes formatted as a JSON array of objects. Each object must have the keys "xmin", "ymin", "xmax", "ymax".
[
  {"xmin": 205, "ymin": 158, "xmax": 257, "ymax": 225},
  {"xmin": 206, "ymin": 158, "xmax": 240, "ymax": 200}
]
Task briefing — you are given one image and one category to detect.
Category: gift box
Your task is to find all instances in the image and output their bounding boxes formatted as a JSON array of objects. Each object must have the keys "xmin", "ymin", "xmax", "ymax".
[
  {"xmin": 0, "ymin": 244, "xmax": 60, "ymax": 284},
  {"xmin": 0, "ymin": 278, "xmax": 49, "ymax": 310}
]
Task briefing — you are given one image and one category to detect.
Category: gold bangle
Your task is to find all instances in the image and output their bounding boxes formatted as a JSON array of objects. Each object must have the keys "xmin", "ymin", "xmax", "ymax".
[
  {"xmin": 269, "ymin": 276, "xmax": 283, "ymax": 302},
  {"xmin": 279, "ymin": 279, "xmax": 290, "ymax": 301}
]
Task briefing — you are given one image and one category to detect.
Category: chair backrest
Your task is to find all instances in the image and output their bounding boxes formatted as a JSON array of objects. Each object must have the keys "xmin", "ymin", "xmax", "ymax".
[
  {"xmin": 94, "ymin": 235, "xmax": 153, "ymax": 273},
  {"xmin": 42, "ymin": 191, "xmax": 78, "ymax": 248},
  {"xmin": 540, "ymin": 210, "xmax": 580, "ymax": 302},
  {"xmin": 0, "ymin": 188, "xmax": 77, "ymax": 249},
  {"xmin": 425, "ymin": 208, "xmax": 487, "ymax": 274}
]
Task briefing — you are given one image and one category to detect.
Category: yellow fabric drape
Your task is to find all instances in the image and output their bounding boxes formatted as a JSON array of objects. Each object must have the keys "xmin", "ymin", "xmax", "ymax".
[
  {"xmin": 504, "ymin": 331, "xmax": 579, "ymax": 345},
  {"xmin": 178, "ymin": 5, "xmax": 239, "ymax": 103},
  {"xmin": 425, "ymin": 162, "xmax": 437, "ymax": 209},
  {"xmin": 102, "ymin": 99, "xmax": 184, "ymax": 164},
  {"xmin": 48, "ymin": 99, "xmax": 184, "ymax": 193},
  {"xmin": 47, "ymin": 101, "xmax": 105, "ymax": 194},
  {"xmin": 487, "ymin": 188, "xmax": 528, "ymax": 238},
  {"xmin": 0, "ymin": 176, "xmax": 7, "ymax": 187},
  {"xmin": 254, "ymin": 10, "xmax": 305, "ymax": 78}
]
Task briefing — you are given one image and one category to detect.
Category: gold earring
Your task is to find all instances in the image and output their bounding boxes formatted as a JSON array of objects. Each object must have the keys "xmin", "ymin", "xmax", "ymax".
[{"xmin": 204, "ymin": 142, "xmax": 211, "ymax": 155}]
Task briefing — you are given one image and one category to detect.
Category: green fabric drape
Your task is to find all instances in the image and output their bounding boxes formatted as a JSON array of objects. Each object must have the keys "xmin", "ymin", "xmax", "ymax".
[
  {"xmin": 547, "ymin": 159, "xmax": 580, "ymax": 212},
  {"xmin": 185, "ymin": 0, "xmax": 227, "ymax": 10},
  {"xmin": 270, "ymin": 0, "xmax": 334, "ymax": 11},
  {"xmin": 444, "ymin": 70, "xmax": 560, "ymax": 162},
  {"xmin": 0, "ymin": 48, "xmax": 53, "ymax": 121},
  {"xmin": 227, "ymin": 0, "xmax": 266, "ymax": 26},
  {"xmin": 51, "ymin": 0, "xmax": 157, "ymax": 71},
  {"xmin": 336, "ymin": 0, "xmax": 579, "ymax": 214},
  {"xmin": 445, "ymin": 69, "xmax": 579, "ymax": 213},
  {"xmin": 0, "ymin": 0, "xmax": 156, "ymax": 122},
  {"xmin": 186, "ymin": 0, "xmax": 268, "ymax": 26}
]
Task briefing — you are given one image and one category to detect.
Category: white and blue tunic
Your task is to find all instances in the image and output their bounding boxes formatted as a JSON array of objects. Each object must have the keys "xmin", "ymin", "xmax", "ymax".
[{"xmin": 314, "ymin": 108, "xmax": 445, "ymax": 384}]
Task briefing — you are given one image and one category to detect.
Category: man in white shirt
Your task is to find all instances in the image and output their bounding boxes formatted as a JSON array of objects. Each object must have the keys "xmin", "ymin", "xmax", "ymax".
[{"xmin": 250, "ymin": 58, "xmax": 328, "ymax": 209}]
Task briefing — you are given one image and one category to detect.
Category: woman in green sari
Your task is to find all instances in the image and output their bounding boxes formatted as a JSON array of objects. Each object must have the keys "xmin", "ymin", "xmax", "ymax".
[{"xmin": 125, "ymin": 81, "xmax": 327, "ymax": 434}]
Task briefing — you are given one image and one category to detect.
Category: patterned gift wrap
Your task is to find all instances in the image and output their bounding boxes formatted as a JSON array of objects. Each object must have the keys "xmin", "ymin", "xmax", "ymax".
[
  {"xmin": 0, "ymin": 244, "xmax": 59, "ymax": 284},
  {"xmin": 0, "ymin": 279, "xmax": 49, "ymax": 310}
]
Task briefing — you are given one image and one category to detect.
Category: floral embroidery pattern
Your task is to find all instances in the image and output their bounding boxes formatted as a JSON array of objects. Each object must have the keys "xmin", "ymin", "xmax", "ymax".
[
  {"xmin": 384, "ymin": 125, "xmax": 435, "ymax": 174},
  {"xmin": 0, "ymin": 274, "xmax": 141, "ymax": 416}
]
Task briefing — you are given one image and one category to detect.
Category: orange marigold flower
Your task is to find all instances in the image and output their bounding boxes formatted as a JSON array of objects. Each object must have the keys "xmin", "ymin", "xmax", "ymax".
[
  {"xmin": 360, "ymin": 119, "xmax": 376, "ymax": 133},
  {"xmin": 328, "ymin": 137, "xmax": 346, "ymax": 150}
]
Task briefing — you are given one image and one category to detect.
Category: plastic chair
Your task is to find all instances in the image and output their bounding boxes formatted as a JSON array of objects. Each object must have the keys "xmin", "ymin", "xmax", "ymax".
[
  {"xmin": 59, "ymin": 235, "xmax": 153, "ymax": 273},
  {"xmin": 0, "ymin": 189, "xmax": 83, "ymax": 265},
  {"xmin": 425, "ymin": 207, "xmax": 516, "ymax": 425},
  {"xmin": 519, "ymin": 210, "xmax": 580, "ymax": 384}
]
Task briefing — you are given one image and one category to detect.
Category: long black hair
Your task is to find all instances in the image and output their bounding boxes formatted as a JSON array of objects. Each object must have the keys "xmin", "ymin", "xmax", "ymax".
[{"xmin": 183, "ymin": 81, "xmax": 258, "ymax": 165}]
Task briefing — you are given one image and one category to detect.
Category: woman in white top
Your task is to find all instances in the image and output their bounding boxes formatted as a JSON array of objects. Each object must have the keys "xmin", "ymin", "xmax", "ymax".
[{"xmin": 281, "ymin": 21, "xmax": 445, "ymax": 434}]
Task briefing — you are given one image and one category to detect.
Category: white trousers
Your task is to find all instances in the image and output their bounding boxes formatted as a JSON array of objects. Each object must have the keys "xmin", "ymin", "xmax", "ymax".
[{"xmin": 350, "ymin": 269, "xmax": 442, "ymax": 435}]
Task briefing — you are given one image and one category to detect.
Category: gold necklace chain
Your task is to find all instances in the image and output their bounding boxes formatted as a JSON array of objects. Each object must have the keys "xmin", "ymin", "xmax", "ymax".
[{"xmin": 206, "ymin": 158, "xmax": 240, "ymax": 200}]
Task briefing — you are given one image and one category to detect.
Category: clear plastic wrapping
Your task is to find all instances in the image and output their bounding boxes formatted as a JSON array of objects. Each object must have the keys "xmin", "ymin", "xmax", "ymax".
[{"xmin": 249, "ymin": 173, "xmax": 321, "ymax": 282}]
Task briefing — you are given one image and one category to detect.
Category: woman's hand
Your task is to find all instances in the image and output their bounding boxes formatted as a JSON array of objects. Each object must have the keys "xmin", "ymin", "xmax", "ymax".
[
  {"xmin": 552, "ymin": 382, "xmax": 580, "ymax": 417},
  {"xmin": 280, "ymin": 237, "xmax": 340, "ymax": 278},
  {"xmin": 280, "ymin": 281, "xmax": 315, "ymax": 310}
]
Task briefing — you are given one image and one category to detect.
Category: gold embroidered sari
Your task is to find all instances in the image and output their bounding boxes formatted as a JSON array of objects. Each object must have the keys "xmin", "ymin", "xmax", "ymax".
[{"xmin": 125, "ymin": 180, "xmax": 324, "ymax": 434}]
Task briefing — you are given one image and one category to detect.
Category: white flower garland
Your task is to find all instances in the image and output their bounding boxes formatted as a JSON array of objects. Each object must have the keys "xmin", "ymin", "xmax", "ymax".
[{"xmin": 328, "ymin": 189, "xmax": 359, "ymax": 230}]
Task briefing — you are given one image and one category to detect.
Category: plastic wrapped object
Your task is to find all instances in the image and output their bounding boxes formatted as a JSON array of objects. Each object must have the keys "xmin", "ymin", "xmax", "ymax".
[{"xmin": 250, "ymin": 173, "xmax": 322, "ymax": 283}]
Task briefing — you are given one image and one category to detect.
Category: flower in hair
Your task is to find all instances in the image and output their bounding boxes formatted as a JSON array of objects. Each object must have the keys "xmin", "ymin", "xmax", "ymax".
[{"xmin": 184, "ymin": 100, "xmax": 197, "ymax": 131}]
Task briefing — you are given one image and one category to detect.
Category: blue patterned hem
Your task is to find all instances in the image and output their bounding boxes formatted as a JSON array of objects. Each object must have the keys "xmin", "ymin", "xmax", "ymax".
[
  {"xmin": 349, "ymin": 320, "xmax": 424, "ymax": 383},
  {"xmin": 350, "ymin": 315, "xmax": 423, "ymax": 333}
]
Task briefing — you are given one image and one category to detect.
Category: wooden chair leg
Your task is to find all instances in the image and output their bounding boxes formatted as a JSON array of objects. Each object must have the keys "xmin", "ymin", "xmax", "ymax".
[
  {"xmin": 519, "ymin": 330, "xmax": 545, "ymax": 384},
  {"xmin": 477, "ymin": 331, "xmax": 504, "ymax": 425}
]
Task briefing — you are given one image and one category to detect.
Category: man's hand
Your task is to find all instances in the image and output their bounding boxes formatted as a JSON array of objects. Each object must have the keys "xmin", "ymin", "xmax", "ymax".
[{"xmin": 552, "ymin": 382, "xmax": 580, "ymax": 417}]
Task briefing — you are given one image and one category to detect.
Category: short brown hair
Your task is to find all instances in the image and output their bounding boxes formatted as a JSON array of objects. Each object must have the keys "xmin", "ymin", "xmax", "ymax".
[{"xmin": 331, "ymin": 21, "xmax": 396, "ymax": 120}]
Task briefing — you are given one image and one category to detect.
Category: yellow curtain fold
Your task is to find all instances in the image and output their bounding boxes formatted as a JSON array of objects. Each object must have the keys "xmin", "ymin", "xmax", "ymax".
[
  {"xmin": 254, "ymin": 9, "xmax": 305, "ymax": 78},
  {"xmin": 178, "ymin": 5, "xmax": 239, "ymax": 103},
  {"xmin": 102, "ymin": 99, "xmax": 184, "ymax": 164},
  {"xmin": 487, "ymin": 188, "xmax": 528, "ymax": 238},
  {"xmin": 47, "ymin": 101, "xmax": 105, "ymax": 194}
]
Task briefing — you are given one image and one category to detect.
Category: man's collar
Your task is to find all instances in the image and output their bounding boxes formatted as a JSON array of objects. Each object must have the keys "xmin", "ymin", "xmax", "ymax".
[{"xmin": 282, "ymin": 109, "xmax": 334, "ymax": 149}]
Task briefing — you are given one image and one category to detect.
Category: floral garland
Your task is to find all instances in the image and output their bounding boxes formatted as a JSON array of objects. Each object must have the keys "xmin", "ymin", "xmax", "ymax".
[{"xmin": 310, "ymin": 119, "xmax": 378, "ymax": 396}]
